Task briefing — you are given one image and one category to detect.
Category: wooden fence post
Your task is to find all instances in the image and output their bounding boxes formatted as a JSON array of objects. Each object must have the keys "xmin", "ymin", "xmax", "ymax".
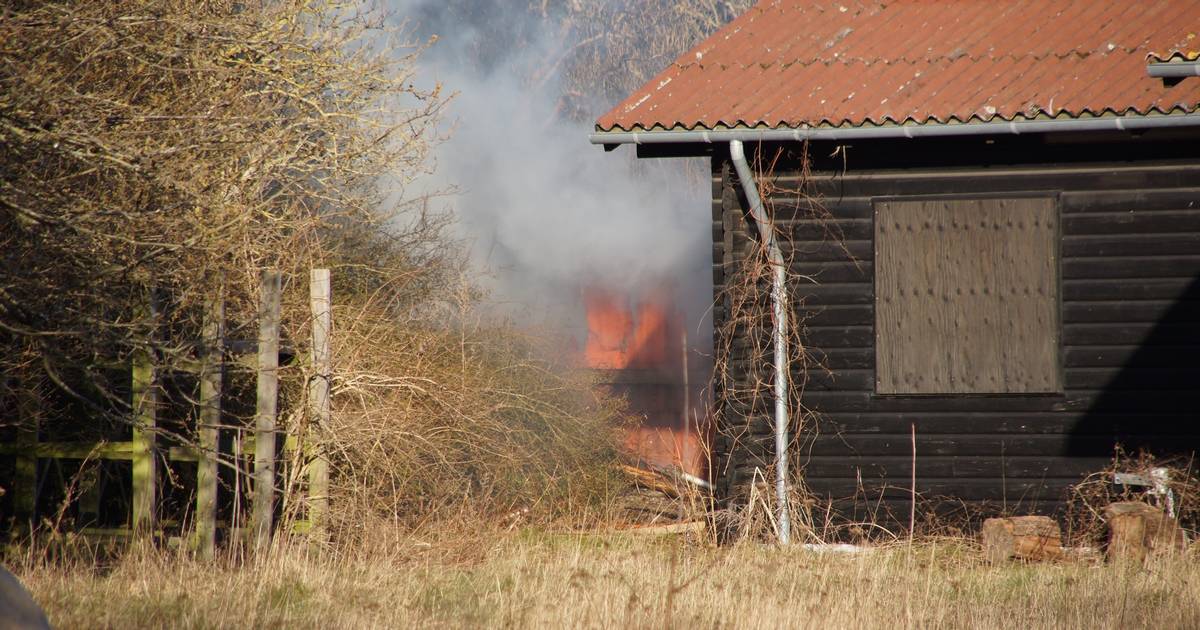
[
  {"xmin": 131, "ymin": 342, "xmax": 157, "ymax": 534},
  {"xmin": 195, "ymin": 294, "xmax": 224, "ymax": 558},
  {"xmin": 252, "ymin": 270, "xmax": 281, "ymax": 552},
  {"xmin": 13, "ymin": 393, "xmax": 38, "ymax": 535},
  {"xmin": 308, "ymin": 269, "xmax": 331, "ymax": 538}
]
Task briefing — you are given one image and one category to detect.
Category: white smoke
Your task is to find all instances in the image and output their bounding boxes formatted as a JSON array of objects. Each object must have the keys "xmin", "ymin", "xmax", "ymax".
[{"xmin": 391, "ymin": 3, "xmax": 712, "ymax": 346}]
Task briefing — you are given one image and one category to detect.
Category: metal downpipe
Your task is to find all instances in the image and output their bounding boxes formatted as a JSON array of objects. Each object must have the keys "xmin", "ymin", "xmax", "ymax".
[
  {"xmin": 729, "ymin": 140, "xmax": 790, "ymax": 545},
  {"xmin": 1148, "ymin": 61, "xmax": 1200, "ymax": 78}
]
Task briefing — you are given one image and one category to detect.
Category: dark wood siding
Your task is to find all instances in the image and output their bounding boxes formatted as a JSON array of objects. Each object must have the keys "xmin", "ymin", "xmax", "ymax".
[{"xmin": 710, "ymin": 134, "xmax": 1200, "ymax": 524}]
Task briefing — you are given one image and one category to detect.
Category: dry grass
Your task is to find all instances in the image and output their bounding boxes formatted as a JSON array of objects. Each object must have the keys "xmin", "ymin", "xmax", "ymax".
[{"xmin": 11, "ymin": 531, "xmax": 1200, "ymax": 629}]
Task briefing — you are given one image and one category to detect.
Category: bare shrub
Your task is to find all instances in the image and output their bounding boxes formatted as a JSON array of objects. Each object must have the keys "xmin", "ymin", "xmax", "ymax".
[
  {"xmin": 318, "ymin": 288, "xmax": 630, "ymax": 537},
  {"xmin": 0, "ymin": 0, "xmax": 629, "ymax": 538},
  {"xmin": 1065, "ymin": 449, "xmax": 1200, "ymax": 546},
  {"xmin": 0, "ymin": 0, "xmax": 445, "ymax": 419}
]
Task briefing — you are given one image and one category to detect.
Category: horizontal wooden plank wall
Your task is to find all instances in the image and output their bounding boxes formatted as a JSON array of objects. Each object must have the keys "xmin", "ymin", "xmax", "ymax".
[{"xmin": 710, "ymin": 138, "xmax": 1200, "ymax": 526}]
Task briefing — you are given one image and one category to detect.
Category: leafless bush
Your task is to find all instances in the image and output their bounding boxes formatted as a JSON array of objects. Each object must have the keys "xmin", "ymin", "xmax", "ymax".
[
  {"xmin": 1, "ymin": 0, "xmax": 634, "ymax": 537},
  {"xmin": 1, "ymin": 0, "xmax": 444, "ymax": 419},
  {"xmin": 316, "ymin": 287, "xmax": 630, "ymax": 536},
  {"xmin": 1065, "ymin": 449, "xmax": 1200, "ymax": 546}
]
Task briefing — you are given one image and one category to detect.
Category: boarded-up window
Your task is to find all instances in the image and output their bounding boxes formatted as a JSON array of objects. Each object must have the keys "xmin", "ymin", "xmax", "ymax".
[{"xmin": 874, "ymin": 198, "xmax": 1061, "ymax": 394}]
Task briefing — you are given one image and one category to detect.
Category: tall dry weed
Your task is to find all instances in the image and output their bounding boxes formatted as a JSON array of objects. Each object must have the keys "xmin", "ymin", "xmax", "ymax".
[{"xmin": 315, "ymin": 288, "xmax": 631, "ymax": 537}]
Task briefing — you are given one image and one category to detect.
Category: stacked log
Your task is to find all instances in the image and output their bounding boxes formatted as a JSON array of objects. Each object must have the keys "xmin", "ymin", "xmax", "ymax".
[
  {"xmin": 981, "ymin": 516, "xmax": 1064, "ymax": 562},
  {"xmin": 981, "ymin": 503, "xmax": 1188, "ymax": 564},
  {"xmin": 616, "ymin": 464, "xmax": 707, "ymax": 525},
  {"xmin": 1103, "ymin": 502, "xmax": 1187, "ymax": 562}
]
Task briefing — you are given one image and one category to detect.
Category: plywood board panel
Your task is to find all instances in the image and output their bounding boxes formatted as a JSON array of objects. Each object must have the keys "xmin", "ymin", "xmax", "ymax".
[{"xmin": 875, "ymin": 197, "xmax": 1060, "ymax": 394}]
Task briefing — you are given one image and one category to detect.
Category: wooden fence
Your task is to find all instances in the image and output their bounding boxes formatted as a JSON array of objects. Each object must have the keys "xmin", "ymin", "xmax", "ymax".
[{"xmin": 0, "ymin": 269, "xmax": 332, "ymax": 556}]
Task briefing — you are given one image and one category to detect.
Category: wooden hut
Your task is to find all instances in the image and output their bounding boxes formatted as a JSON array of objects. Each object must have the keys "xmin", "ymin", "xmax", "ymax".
[{"xmin": 592, "ymin": 1, "xmax": 1200, "ymax": 524}]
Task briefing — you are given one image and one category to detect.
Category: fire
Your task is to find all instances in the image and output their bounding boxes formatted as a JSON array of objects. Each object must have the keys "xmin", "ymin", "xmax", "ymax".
[
  {"xmin": 582, "ymin": 285, "xmax": 705, "ymax": 477},
  {"xmin": 583, "ymin": 289, "xmax": 633, "ymax": 369},
  {"xmin": 627, "ymin": 298, "xmax": 673, "ymax": 369}
]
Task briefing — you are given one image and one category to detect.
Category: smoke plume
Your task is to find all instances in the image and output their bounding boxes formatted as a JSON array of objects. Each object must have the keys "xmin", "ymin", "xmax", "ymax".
[{"xmin": 392, "ymin": 2, "xmax": 713, "ymax": 349}]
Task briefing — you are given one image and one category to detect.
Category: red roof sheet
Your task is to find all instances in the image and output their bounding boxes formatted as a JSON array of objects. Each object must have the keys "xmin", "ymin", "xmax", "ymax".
[{"xmin": 596, "ymin": 1, "xmax": 1200, "ymax": 132}]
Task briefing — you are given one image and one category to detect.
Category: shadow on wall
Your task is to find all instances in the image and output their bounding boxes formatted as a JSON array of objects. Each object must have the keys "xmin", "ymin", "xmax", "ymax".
[{"xmin": 1067, "ymin": 273, "xmax": 1200, "ymax": 463}]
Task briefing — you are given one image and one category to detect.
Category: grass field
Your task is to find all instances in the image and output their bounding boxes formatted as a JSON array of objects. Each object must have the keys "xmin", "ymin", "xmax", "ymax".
[{"xmin": 11, "ymin": 531, "xmax": 1200, "ymax": 629}]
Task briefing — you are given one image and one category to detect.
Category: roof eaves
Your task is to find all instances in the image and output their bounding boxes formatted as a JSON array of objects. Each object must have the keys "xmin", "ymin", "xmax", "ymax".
[
  {"xmin": 1148, "ymin": 50, "xmax": 1200, "ymax": 63},
  {"xmin": 596, "ymin": 104, "xmax": 1200, "ymax": 134},
  {"xmin": 591, "ymin": 109, "xmax": 1200, "ymax": 146}
]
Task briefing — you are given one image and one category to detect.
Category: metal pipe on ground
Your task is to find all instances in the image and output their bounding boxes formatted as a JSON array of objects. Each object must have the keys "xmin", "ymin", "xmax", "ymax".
[{"xmin": 729, "ymin": 139, "xmax": 791, "ymax": 546}]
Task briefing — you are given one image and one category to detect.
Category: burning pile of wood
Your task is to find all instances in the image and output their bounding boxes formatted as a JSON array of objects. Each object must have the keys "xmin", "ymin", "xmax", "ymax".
[
  {"xmin": 580, "ymin": 284, "xmax": 713, "ymax": 534},
  {"xmin": 583, "ymin": 286, "xmax": 706, "ymax": 478}
]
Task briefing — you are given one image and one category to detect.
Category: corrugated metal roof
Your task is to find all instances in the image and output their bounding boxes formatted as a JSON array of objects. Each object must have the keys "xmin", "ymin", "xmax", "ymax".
[{"xmin": 596, "ymin": 1, "xmax": 1200, "ymax": 132}]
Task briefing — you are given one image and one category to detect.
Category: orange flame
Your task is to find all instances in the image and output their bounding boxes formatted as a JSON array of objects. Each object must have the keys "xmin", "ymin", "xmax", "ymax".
[
  {"xmin": 582, "ymin": 285, "xmax": 706, "ymax": 477},
  {"xmin": 583, "ymin": 289, "xmax": 633, "ymax": 369},
  {"xmin": 628, "ymin": 298, "xmax": 671, "ymax": 369}
]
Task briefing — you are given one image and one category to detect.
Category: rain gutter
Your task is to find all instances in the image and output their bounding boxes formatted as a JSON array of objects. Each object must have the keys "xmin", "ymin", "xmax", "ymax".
[
  {"xmin": 728, "ymin": 139, "xmax": 790, "ymax": 546},
  {"xmin": 589, "ymin": 112, "xmax": 1200, "ymax": 147},
  {"xmin": 1148, "ymin": 61, "xmax": 1200, "ymax": 79}
]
